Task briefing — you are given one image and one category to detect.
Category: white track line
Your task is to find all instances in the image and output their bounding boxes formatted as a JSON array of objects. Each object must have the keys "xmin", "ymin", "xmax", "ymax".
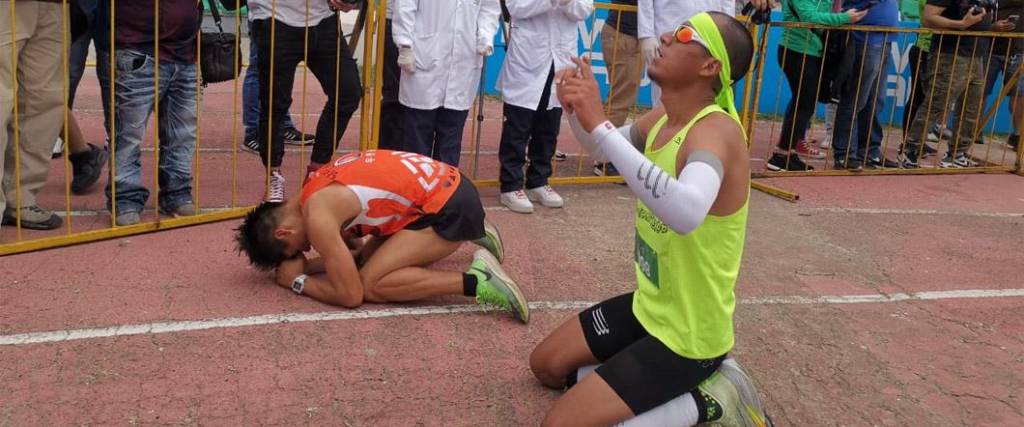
[
  {"xmin": 804, "ymin": 207, "xmax": 1024, "ymax": 218},
  {"xmin": 2, "ymin": 289, "xmax": 1022, "ymax": 347}
]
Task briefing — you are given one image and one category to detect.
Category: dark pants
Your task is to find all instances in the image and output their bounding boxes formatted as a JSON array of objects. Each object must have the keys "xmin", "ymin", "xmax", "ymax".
[
  {"xmin": 252, "ymin": 17, "xmax": 362, "ymax": 168},
  {"xmin": 401, "ymin": 106, "xmax": 469, "ymax": 166},
  {"xmin": 498, "ymin": 65, "xmax": 561, "ymax": 193},
  {"xmin": 777, "ymin": 46, "xmax": 822, "ymax": 151},
  {"xmin": 903, "ymin": 45, "xmax": 929, "ymax": 139},
  {"xmin": 378, "ymin": 18, "xmax": 404, "ymax": 150}
]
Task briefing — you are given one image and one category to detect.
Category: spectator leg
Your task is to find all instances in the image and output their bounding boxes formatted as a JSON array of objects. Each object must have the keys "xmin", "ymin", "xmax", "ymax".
[
  {"xmin": 433, "ymin": 108, "xmax": 469, "ymax": 167},
  {"xmin": 308, "ymin": 18, "xmax": 361, "ymax": 166},
  {"xmin": 1, "ymin": 3, "xmax": 65, "ymax": 214},
  {"xmin": 156, "ymin": 62, "xmax": 198, "ymax": 213},
  {"xmin": 107, "ymin": 49, "xmax": 157, "ymax": 214},
  {"xmin": 498, "ymin": 103, "xmax": 535, "ymax": 193}
]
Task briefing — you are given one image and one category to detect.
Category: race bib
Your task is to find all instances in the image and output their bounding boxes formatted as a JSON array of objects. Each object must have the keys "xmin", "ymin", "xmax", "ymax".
[{"xmin": 635, "ymin": 233, "xmax": 659, "ymax": 287}]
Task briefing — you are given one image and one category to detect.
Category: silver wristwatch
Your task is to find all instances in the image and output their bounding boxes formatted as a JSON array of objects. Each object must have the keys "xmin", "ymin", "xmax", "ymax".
[{"xmin": 291, "ymin": 274, "xmax": 308, "ymax": 294}]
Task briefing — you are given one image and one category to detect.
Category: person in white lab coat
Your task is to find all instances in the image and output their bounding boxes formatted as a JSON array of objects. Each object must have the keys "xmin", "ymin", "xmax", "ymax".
[
  {"xmin": 392, "ymin": 0, "xmax": 501, "ymax": 166},
  {"xmin": 638, "ymin": 0, "xmax": 735, "ymax": 106},
  {"xmin": 496, "ymin": 0, "xmax": 594, "ymax": 214}
]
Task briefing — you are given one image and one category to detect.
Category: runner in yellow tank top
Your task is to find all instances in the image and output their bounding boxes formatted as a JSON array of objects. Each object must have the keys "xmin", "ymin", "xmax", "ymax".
[{"xmin": 529, "ymin": 11, "xmax": 773, "ymax": 427}]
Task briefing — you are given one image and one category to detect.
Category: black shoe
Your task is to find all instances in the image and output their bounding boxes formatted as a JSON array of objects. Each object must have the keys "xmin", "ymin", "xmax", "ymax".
[
  {"xmin": 834, "ymin": 158, "xmax": 863, "ymax": 171},
  {"xmin": 282, "ymin": 127, "xmax": 315, "ymax": 146},
  {"xmin": 241, "ymin": 136, "xmax": 260, "ymax": 154},
  {"xmin": 974, "ymin": 135, "xmax": 986, "ymax": 145},
  {"xmin": 766, "ymin": 152, "xmax": 813, "ymax": 171},
  {"xmin": 553, "ymin": 150, "xmax": 567, "ymax": 161},
  {"xmin": 898, "ymin": 152, "xmax": 920, "ymax": 169},
  {"xmin": 1008, "ymin": 134, "xmax": 1020, "ymax": 151},
  {"xmin": 69, "ymin": 144, "xmax": 108, "ymax": 194},
  {"xmin": 867, "ymin": 157, "xmax": 899, "ymax": 169},
  {"xmin": 921, "ymin": 143, "xmax": 938, "ymax": 158},
  {"xmin": 593, "ymin": 162, "xmax": 621, "ymax": 176}
]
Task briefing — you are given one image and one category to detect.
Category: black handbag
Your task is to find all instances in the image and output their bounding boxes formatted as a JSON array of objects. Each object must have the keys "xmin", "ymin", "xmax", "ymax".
[{"xmin": 200, "ymin": 2, "xmax": 243, "ymax": 85}]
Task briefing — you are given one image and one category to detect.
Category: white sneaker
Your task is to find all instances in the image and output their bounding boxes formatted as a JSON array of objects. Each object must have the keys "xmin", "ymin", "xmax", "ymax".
[
  {"xmin": 500, "ymin": 190, "xmax": 534, "ymax": 214},
  {"xmin": 266, "ymin": 170, "xmax": 285, "ymax": 202},
  {"xmin": 525, "ymin": 185, "xmax": 563, "ymax": 208}
]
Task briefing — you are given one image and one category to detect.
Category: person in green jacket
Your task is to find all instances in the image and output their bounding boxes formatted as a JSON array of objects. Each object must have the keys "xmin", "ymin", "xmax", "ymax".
[{"xmin": 766, "ymin": 0, "xmax": 865, "ymax": 171}]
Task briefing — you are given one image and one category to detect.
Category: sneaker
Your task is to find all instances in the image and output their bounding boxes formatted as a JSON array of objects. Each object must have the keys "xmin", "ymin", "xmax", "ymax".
[
  {"xmin": 115, "ymin": 211, "xmax": 141, "ymax": 226},
  {"xmin": 161, "ymin": 203, "xmax": 196, "ymax": 218},
  {"xmin": 974, "ymin": 135, "xmax": 986, "ymax": 145},
  {"xmin": 867, "ymin": 157, "xmax": 899, "ymax": 169},
  {"xmin": 553, "ymin": 150, "xmax": 567, "ymax": 161},
  {"xmin": 793, "ymin": 139, "xmax": 825, "ymax": 159},
  {"xmin": 920, "ymin": 143, "xmax": 938, "ymax": 158},
  {"xmin": 282, "ymin": 127, "xmax": 315, "ymax": 146},
  {"xmin": 1008, "ymin": 134, "xmax": 1020, "ymax": 151},
  {"xmin": 266, "ymin": 170, "xmax": 285, "ymax": 202},
  {"xmin": 898, "ymin": 152, "xmax": 920, "ymax": 169},
  {"xmin": 500, "ymin": 190, "xmax": 534, "ymax": 214},
  {"xmin": 69, "ymin": 144, "xmax": 108, "ymax": 195},
  {"xmin": 833, "ymin": 158, "xmax": 863, "ymax": 171},
  {"xmin": 939, "ymin": 153, "xmax": 977, "ymax": 168},
  {"xmin": 593, "ymin": 162, "xmax": 621, "ymax": 177},
  {"xmin": 526, "ymin": 185, "xmax": 564, "ymax": 208},
  {"xmin": 469, "ymin": 249, "xmax": 529, "ymax": 323},
  {"xmin": 2, "ymin": 205, "xmax": 62, "ymax": 230},
  {"xmin": 698, "ymin": 358, "xmax": 773, "ymax": 427},
  {"xmin": 766, "ymin": 152, "xmax": 813, "ymax": 171},
  {"xmin": 819, "ymin": 134, "xmax": 832, "ymax": 150},
  {"xmin": 51, "ymin": 137, "xmax": 64, "ymax": 158},
  {"xmin": 241, "ymin": 136, "xmax": 260, "ymax": 154},
  {"xmin": 471, "ymin": 220, "xmax": 504, "ymax": 263}
]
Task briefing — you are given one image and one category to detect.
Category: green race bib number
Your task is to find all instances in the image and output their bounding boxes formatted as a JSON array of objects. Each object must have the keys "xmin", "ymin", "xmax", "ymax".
[{"xmin": 635, "ymin": 233, "xmax": 659, "ymax": 287}]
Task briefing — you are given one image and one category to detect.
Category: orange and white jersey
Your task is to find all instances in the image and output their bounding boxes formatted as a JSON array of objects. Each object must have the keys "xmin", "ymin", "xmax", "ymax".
[{"xmin": 300, "ymin": 150, "xmax": 461, "ymax": 237}]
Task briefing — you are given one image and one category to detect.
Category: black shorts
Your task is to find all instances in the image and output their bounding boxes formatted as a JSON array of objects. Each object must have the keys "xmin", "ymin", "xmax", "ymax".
[
  {"xmin": 578, "ymin": 292, "xmax": 726, "ymax": 415},
  {"xmin": 405, "ymin": 174, "xmax": 485, "ymax": 242}
]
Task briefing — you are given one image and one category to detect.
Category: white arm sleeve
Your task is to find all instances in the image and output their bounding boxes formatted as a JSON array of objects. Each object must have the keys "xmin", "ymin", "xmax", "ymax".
[
  {"xmin": 591, "ymin": 121, "xmax": 723, "ymax": 235},
  {"xmin": 568, "ymin": 114, "xmax": 640, "ymax": 163}
]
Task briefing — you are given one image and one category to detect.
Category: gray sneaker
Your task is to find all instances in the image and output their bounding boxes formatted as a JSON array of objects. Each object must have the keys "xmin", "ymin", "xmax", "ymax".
[
  {"xmin": 698, "ymin": 358, "xmax": 772, "ymax": 427},
  {"xmin": 162, "ymin": 203, "xmax": 197, "ymax": 218},
  {"xmin": 2, "ymin": 205, "xmax": 62, "ymax": 230},
  {"xmin": 115, "ymin": 211, "xmax": 141, "ymax": 226}
]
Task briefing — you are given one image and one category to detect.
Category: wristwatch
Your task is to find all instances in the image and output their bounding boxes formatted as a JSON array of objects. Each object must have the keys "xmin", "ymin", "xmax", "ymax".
[{"xmin": 291, "ymin": 274, "xmax": 308, "ymax": 294}]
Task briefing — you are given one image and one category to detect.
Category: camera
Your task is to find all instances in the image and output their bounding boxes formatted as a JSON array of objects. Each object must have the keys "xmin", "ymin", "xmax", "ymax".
[
  {"xmin": 968, "ymin": 0, "xmax": 997, "ymax": 13},
  {"xmin": 741, "ymin": 2, "xmax": 772, "ymax": 25}
]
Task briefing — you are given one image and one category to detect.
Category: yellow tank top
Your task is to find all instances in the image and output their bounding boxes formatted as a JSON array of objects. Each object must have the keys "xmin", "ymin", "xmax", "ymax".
[{"xmin": 632, "ymin": 105, "xmax": 749, "ymax": 359}]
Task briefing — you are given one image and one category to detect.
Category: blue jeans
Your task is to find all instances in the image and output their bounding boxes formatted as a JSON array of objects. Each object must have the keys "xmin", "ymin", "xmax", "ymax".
[
  {"xmin": 243, "ymin": 19, "xmax": 294, "ymax": 139},
  {"xmin": 832, "ymin": 40, "xmax": 889, "ymax": 162},
  {"xmin": 106, "ymin": 49, "xmax": 197, "ymax": 214}
]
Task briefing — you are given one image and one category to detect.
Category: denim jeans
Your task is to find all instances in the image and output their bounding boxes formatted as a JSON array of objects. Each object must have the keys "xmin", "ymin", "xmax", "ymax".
[
  {"xmin": 242, "ymin": 19, "xmax": 294, "ymax": 140},
  {"xmin": 832, "ymin": 40, "xmax": 889, "ymax": 162},
  {"xmin": 106, "ymin": 48, "xmax": 198, "ymax": 214}
]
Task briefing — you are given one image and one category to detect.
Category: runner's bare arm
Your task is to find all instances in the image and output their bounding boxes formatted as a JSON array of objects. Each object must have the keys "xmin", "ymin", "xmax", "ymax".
[{"xmin": 281, "ymin": 190, "xmax": 365, "ymax": 308}]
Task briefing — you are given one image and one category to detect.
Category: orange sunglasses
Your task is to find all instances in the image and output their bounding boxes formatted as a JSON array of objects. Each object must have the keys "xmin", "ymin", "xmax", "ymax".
[{"xmin": 674, "ymin": 24, "xmax": 710, "ymax": 52}]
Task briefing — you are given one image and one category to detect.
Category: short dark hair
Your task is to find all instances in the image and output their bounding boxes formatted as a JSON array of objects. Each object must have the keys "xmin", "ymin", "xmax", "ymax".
[
  {"xmin": 235, "ymin": 202, "xmax": 288, "ymax": 270},
  {"xmin": 709, "ymin": 12, "xmax": 755, "ymax": 83}
]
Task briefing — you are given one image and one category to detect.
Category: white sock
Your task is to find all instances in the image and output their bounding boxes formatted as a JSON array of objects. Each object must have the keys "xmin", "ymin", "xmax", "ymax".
[
  {"xmin": 615, "ymin": 392, "xmax": 700, "ymax": 427},
  {"xmin": 575, "ymin": 364, "xmax": 599, "ymax": 383}
]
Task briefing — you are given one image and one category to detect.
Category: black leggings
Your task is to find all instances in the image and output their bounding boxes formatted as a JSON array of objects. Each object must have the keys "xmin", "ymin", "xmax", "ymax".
[
  {"xmin": 777, "ymin": 46, "xmax": 823, "ymax": 151},
  {"xmin": 903, "ymin": 45, "xmax": 930, "ymax": 137}
]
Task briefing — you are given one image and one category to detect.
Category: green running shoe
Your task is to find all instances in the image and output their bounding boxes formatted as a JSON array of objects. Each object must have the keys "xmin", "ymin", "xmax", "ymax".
[
  {"xmin": 471, "ymin": 220, "xmax": 504, "ymax": 263},
  {"xmin": 698, "ymin": 358, "xmax": 772, "ymax": 427},
  {"xmin": 469, "ymin": 249, "xmax": 529, "ymax": 323}
]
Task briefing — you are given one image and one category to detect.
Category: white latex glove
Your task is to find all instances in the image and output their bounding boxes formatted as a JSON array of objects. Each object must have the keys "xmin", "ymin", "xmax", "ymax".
[
  {"xmin": 397, "ymin": 46, "xmax": 416, "ymax": 73},
  {"xmin": 477, "ymin": 42, "xmax": 494, "ymax": 57},
  {"xmin": 640, "ymin": 37, "xmax": 658, "ymax": 65}
]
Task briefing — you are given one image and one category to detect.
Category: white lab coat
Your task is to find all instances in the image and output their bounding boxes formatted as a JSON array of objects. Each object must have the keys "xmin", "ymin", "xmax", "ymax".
[
  {"xmin": 393, "ymin": 0, "xmax": 501, "ymax": 111},
  {"xmin": 497, "ymin": 0, "xmax": 594, "ymax": 111},
  {"xmin": 637, "ymin": 0, "xmax": 735, "ymax": 40}
]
